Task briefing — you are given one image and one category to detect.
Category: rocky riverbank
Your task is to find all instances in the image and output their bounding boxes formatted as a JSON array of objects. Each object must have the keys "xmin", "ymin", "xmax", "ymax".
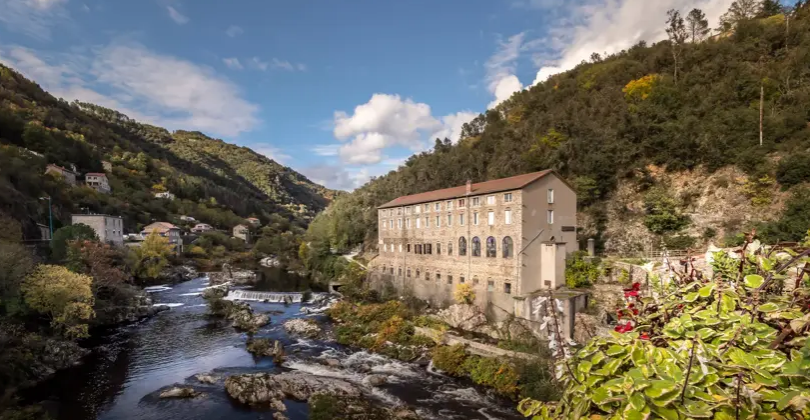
[{"xmin": 208, "ymin": 263, "xmax": 257, "ymax": 285}]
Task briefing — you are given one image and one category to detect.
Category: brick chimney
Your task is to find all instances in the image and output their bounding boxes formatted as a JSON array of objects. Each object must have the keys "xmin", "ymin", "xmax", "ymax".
[{"xmin": 465, "ymin": 179, "xmax": 472, "ymax": 194}]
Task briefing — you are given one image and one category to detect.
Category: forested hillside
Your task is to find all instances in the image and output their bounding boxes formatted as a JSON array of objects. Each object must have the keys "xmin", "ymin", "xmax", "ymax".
[
  {"xmin": 304, "ymin": 1, "xmax": 810, "ymax": 264},
  {"xmin": 0, "ymin": 67, "xmax": 334, "ymax": 238}
]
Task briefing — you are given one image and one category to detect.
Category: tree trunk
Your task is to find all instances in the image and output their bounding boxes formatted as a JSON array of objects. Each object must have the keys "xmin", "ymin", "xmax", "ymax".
[{"xmin": 759, "ymin": 84, "xmax": 764, "ymax": 146}]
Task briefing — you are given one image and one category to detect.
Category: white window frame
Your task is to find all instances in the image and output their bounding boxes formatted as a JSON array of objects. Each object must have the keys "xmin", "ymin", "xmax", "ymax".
[
  {"xmin": 504, "ymin": 193, "xmax": 513, "ymax": 202},
  {"xmin": 486, "ymin": 195, "xmax": 495, "ymax": 205},
  {"xmin": 548, "ymin": 189, "xmax": 554, "ymax": 204},
  {"xmin": 425, "ymin": 216, "xmax": 429, "ymax": 228},
  {"xmin": 435, "ymin": 202, "xmax": 441, "ymax": 211},
  {"xmin": 446, "ymin": 200, "xmax": 453, "ymax": 210},
  {"xmin": 487, "ymin": 211, "xmax": 494, "ymax": 226},
  {"xmin": 447, "ymin": 214, "xmax": 452, "ymax": 226},
  {"xmin": 505, "ymin": 209, "xmax": 512, "ymax": 225},
  {"xmin": 472, "ymin": 197, "xmax": 480, "ymax": 207},
  {"xmin": 398, "ymin": 218, "xmax": 402, "ymax": 229},
  {"xmin": 473, "ymin": 212, "xmax": 479, "ymax": 225},
  {"xmin": 435, "ymin": 215, "xmax": 440, "ymax": 227},
  {"xmin": 459, "ymin": 213, "xmax": 465, "ymax": 226},
  {"xmin": 547, "ymin": 210, "xmax": 554, "ymax": 224}
]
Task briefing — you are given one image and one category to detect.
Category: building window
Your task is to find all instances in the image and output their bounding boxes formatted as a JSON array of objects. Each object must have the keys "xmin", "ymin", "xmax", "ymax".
[
  {"xmin": 548, "ymin": 189, "xmax": 554, "ymax": 204},
  {"xmin": 459, "ymin": 276, "xmax": 464, "ymax": 283},
  {"xmin": 459, "ymin": 213, "xmax": 465, "ymax": 226},
  {"xmin": 458, "ymin": 199, "xmax": 465, "ymax": 207},
  {"xmin": 425, "ymin": 271, "xmax": 430, "ymax": 281},
  {"xmin": 390, "ymin": 267, "xmax": 394, "ymax": 275},
  {"xmin": 487, "ymin": 195, "xmax": 495, "ymax": 205},
  {"xmin": 446, "ymin": 200, "xmax": 453, "ymax": 210},
  {"xmin": 398, "ymin": 218, "xmax": 402, "ymax": 229},
  {"xmin": 487, "ymin": 280, "xmax": 495, "ymax": 291},
  {"xmin": 473, "ymin": 212, "xmax": 479, "ymax": 225},
  {"xmin": 398, "ymin": 268, "xmax": 402, "ymax": 276},
  {"xmin": 425, "ymin": 216, "xmax": 429, "ymax": 228},
  {"xmin": 424, "ymin": 204, "xmax": 430, "ymax": 212},
  {"xmin": 425, "ymin": 243, "xmax": 432, "ymax": 254},
  {"xmin": 413, "ymin": 206, "xmax": 418, "ymax": 214},
  {"xmin": 435, "ymin": 203, "xmax": 441, "ymax": 211},
  {"xmin": 399, "ymin": 244, "xmax": 403, "ymax": 252},
  {"xmin": 503, "ymin": 236, "xmax": 513, "ymax": 258},
  {"xmin": 407, "ymin": 244, "xmax": 412, "ymax": 253},
  {"xmin": 504, "ymin": 193, "xmax": 513, "ymax": 203},
  {"xmin": 397, "ymin": 208, "xmax": 402, "ymax": 215},
  {"xmin": 472, "ymin": 197, "xmax": 480, "ymax": 206},
  {"xmin": 473, "ymin": 276, "xmax": 479, "ymax": 286},
  {"xmin": 447, "ymin": 214, "xmax": 452, "ymax": 226},
  {"xmin": 459, "ymin": 237, "xmax": 467, "ymax": 256},
  {"xmin": 382, "ymin": 244, "xmax": 387, "ymax": 252},
  {"xmin": 448, "ymin": 275, "xmax": 454, "ymax": 283},
  {"xmin": 436, "ymin": 243, "xmax": 441, "ymax": 255},
  {"xmin": 417, "ymin": 269, "xmax": 421, "ymax": 278},
  {"xmin": 448, "ymin": 242, "xmax": 453, "ymax": 255},
  {"xmin": 416, "ymin": 244, "xmax": 422, "ymax": 254},
  {"xmin": 504, "ymin": 209, "xmax": 512, "ymax": 225},
  {"xmin": 414, "ymin": 218, "xmax": 418, "ymax": 229},
  {"xmin": 382, "ymin": 265, "xmax": 386, "ymax": 273},
  {"xmin": 407, "ymin": 269, "xmax": 411, "ymax": 278},
  {"xmin": 486, "ymin": 237, "xmax": 496, "ymax": 257},
  {"xmin": 435, "ymin": 215, "xmax": 440, "ymax": 227},
  {"xmin": 547, "ymin": 210, "xmax": 554, "ymax": 224},
  {"xmin": 504, "ymin": 282, "xmax": 512, "ymax": 294},
  {"xmin": 436, "ymin": 272, "xmax": 442, "ymax": 281},
  {"xmin": 487, "ymin": 211, "xmax": 494, "ymax": 226},
  {"xmin": 472, "ymin": 237, "xmax": 481, "ymax": 257}
]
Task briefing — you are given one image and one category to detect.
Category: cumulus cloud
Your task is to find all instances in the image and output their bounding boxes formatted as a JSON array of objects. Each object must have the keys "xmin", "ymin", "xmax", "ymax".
[
  {"xmin": 0, "ymin": 0, "xmax": 70, "ymax": 40},
  {"xmin": 310, "ymin": 144, "xmax": 340, "ymax": 156},
  {"xmin": 486, "ymin": 32, "xmax": 526, "ymax": 109},
  {"xmin": 331, "ymin": 94, "xmax": 477, "ymax": 165},
  {"xmin": 301, "ymin": 158, "xmax": 404, "ymax": 191},
  {"xmin": 530, "ymin": 0, "xmax": 734, "ymax": 85},
  {"xmin": 166, "ymin": 5, "xmax": 189, "ymax": 24},
  {"xmin": 225, "ymin": 25, "xmax": 243, "ymax": 37},
  {"xmin": 0, "ymin": 43, "xmax": 260, "ymax": 137},
  {"xmin": 223, "ymin": 57, "xmax": 243, "ymax": 70}
]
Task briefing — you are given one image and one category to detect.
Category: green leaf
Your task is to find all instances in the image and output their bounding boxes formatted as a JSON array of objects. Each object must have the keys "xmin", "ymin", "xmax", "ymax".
[
  {"xmin": 590, "ymin": 351, "xmax": 606, "ymax": 366},
  {"xmin": 777, "ymin": 390, "xmax": 801, "ymax": 411},
  {"xmin": 629, "ymin": 392, "xmax": 646, "ymax": 411},
  {"xmin": 578, "ymin": 360, "xmax": 593, "ymax": 374},
  {"xmin": 650, "ymin": 405, "xmax": 679, "ymax": 420},
  {"xmin": 606, "ymin": 345, "xmax": 626, "ymax": 356},
  {"xmin": 694, "ymin": 309, "xmax": 717, "ymax": 320},
  {"xmin": 744, "ymin": 274, "xmax": 764, "ymax": 289},
  {"xmin": 683, "ymin": 401, "xmax": 712, "ymax": 418},
  {"xmin": 644, "ymin": 380, "xmax": 678, "ymax": 398},
  {"xmin": 720, "ymin": 294, "xmax": 736, "ymax": 313},
  {"xmin": 758, "ymin": 302, "xmax": 779, "ymax": 313},
  {"xmin": 743, "ymin": 335, "xmax": 758, "ymax": 346},
  {"xmin": 697, "ymin": 327, "xmax": 716, "ymax": 340},
  {"xmin": 698, "ymin": 283, "xmax": 714, "ymax": 298},
  {"xmin": 683, "ymin": 292, "xmax": 699, "ymax": 303}
]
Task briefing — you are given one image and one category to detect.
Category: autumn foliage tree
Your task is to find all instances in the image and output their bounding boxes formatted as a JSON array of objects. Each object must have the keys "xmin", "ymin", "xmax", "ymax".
[
  {"xmin": 21, "ymin": 265, "xmax": 95, "ymax": 339},
  {"xmin": 128, "ymin": 231, "xmax": 173, "ymax": 280}
]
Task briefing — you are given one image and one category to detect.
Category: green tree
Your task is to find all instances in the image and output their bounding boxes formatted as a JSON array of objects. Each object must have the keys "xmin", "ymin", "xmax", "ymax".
[
  {"xmin": 758, "ymin": 0, "xmax": 784, "ymax": 17},
  {"xmin": 51, "ymin": 224, "xmax": 99, "ymax": 261},
  {"xmin": 686, "ymin": 8, "xmax": 710, "ymax": 42},
  {"xmin": 0, "ymin": 241, "xmax": 34, "ymax": 316},
  {"xmin": 719, "ymin": 0, "xmax": 761, "ymax": 31},
  {"xmin": 128, "ymin": 231, "xmax": 173, "ymax": 280},
  {"xmin": 643, "ymin": 188, "xmax": 690, "ymax": 235},
  {"xmin": 565, "ymin": 251, "xmax": 600, "ymax": 288},
  {"xmin": 666, "ymin": 9, "xmax": 688, "ymax": 82},
  {"xmin": 21, "ymin": 264, "xmax": 95, "ymax": 339}
]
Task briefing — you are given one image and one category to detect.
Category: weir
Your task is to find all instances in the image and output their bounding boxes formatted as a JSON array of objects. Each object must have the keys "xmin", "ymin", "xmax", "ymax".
[{"xmin": 226, "ymin": 290, "xmax": 305, "ymax": 303}]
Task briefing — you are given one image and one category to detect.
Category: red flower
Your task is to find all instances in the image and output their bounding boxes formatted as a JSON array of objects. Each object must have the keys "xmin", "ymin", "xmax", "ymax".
[
  {"xmin": 614, "ymin": 322, "xmax": 634, "ymax": 333},
  {"xmin": 627, "ymin": 303, "xmax": 635, "ymax": 308},
  {"xmin": 624, "ymin": 290, "xmax": 639, "ymax": 298},
  {"xmin": 640, "ymin": 333, "xmax": 650, "ymax": 340},
  {"xmin": 632, "ymin": 308, "xmax": 639, "ymax": 315}
]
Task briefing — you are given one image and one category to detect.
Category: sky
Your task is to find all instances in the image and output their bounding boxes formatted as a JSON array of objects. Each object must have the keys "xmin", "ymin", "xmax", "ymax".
[{"xmin": 0, "ymin": 0, "xmax": 739, "ymax": 191}]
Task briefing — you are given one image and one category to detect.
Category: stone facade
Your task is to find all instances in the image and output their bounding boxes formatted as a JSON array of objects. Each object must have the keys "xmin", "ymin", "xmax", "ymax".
[
  {"xmin": 370, "ymin": 171, "xmax": 579, "ymax": 320},
  {"xmin": 84, "ymin": 173, "xmax": 111, "ymax": 194},
  {"xmin": 71, "ymin": 214, "xmax": 124, "ymax": 246}
]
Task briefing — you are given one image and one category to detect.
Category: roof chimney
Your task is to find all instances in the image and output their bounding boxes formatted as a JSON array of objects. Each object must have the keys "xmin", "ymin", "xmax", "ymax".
[{"xmin": 465, "ymin": 179, "xmax": 472, "ymax": 194}]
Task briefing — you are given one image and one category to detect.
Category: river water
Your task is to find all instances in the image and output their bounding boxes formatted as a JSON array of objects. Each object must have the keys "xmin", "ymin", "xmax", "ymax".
[{"xmin": 28, "ymin": 275, "xmax": 524, "ymax": 420}]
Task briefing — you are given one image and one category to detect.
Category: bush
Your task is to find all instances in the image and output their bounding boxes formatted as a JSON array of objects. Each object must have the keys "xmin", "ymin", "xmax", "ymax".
[
  {"xmin": 453, "ymin": 283, "xmax": 476, "ymax": 304},
  {"xmin": 50, "ymin": 224, "xmax": 98, "ymax": 261},
  {"xmin": 775, "ymin": 153, "xmax": 810, "ymax": 188},
  {"xmin": 21, "ymin": 265, "xmax": 95, "ymax": 339},
  {"xmin": 662, "ymin": 234, "xmax": 697, "ymax": 250},
  {"xmin": 565, "ymin": 251, "xmax": 600, "ymax": 288},
  {"xmin": 757, "ymin": 187, "xmax": 810, "ymax": 243},
  {"xmin": 515, "ymin": 358, "xmax": 561, "ymax": 402},
  {"xmin": 462, "ymin": 355, "xmax": 520, "ymax": 397},
  {"xmin": 643, "ymin": 187, "xmax": 690, "ymax": 235},
  {"xmin": 431, "ymin": 344, "xmax": 468, "ymax": 376}
]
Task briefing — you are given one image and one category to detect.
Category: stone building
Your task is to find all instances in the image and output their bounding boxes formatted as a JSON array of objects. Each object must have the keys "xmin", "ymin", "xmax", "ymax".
[
  {"xmin": 233, "ymin": 224, "xmax": 250, "ymax": 243},
  {"xmin": 141, "ymin": 222, "xmax": 183, "ymax": 252},
  {"xmin": 71, "ymin": 214, "xmax": 124, "ymax": 246},
  {"xmin": 370, "ymin": 170, "xmax": 578, "ymax": 317},
  {"xmin": 45, "ymin": 164, "xmax": 77, "ymax": 186},
  {"xmin": 84, "ymin": 173, "xmax": 111, "ymax": 194}
]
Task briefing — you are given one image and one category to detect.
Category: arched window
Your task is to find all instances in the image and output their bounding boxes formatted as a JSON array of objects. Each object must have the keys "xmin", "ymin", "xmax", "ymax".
[
  {"xmin": 486, "ymin": 236, "xmax": 496, "ymax": 257},
  {"xmin": 472, "ymin": 237, "xmax": 481, "ymax": 257},
  {"xmin": 503, "ymin": 236, "xmax": 513, "ymax": 258},
  {"xmin": 459, "ymin": 237, "xmax": 467, "ymax": 256},
  {"xmin": 448, "ymin": 242, "xmax": 453, "ymax": 255}
]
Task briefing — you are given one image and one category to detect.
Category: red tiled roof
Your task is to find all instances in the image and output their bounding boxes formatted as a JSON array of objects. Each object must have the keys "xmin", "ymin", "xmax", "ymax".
[
  {"xmin": 142, "ymin": 222, "xmax": 179, "ymax": 232},
  {"xmin": 377, "ymin": 170, "xmax": 555, "ymax": 209}
]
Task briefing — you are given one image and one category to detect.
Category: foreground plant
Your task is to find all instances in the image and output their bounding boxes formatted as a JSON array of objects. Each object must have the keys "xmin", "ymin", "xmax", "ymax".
[{"xmin": 520, "ymin": 236, "xmax": 810, "ymax": 419}]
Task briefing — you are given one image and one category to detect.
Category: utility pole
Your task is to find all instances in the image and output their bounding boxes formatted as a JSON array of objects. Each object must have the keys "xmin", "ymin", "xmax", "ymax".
[
  {"xmin": 39, "ymin": 196, "xmax": 53, "ymax": 240},
  {"xmin": 760, "ymin": 85, "xmax": 764, "ymax": 146}
]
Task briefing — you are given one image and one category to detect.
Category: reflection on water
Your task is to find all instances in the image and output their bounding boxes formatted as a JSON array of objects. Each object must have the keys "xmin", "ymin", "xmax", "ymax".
[
  {"xmin": 253, "ymin": 267, "xmax": 325, "ymax": 292},
  {"xmin": 26, "ymin": 272, "xmax": 522, "ymax": 420}
]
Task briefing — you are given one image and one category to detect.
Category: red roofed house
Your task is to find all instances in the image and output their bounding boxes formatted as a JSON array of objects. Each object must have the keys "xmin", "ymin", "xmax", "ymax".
[
  {"xmin": 371, "ymin": 170, "xmax": 579, "ymax": 320},
  {"xmin": 85, "ymin": 173, "xmax": 111, "ymax": 194},
  {"xmin": 141, "ymin": 222, "xmax": 183, "ymax": 252}
]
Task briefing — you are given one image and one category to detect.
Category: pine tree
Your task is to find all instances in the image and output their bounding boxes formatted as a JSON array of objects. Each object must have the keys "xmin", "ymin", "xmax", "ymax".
[
  {"xmin": 686, "ymin": 8, "xmax": 710, "ymax": 42},
  {"xmin": 719, "ymin": 0, "xmax": 761, "ymax": 31},
  {"xmin": 758, "ymin": 0, "xmax": 784, "ymax": 17}
]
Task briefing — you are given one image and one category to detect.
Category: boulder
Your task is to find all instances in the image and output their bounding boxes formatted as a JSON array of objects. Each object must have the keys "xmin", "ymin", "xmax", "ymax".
[
  {"xmin": 159, "ymin": 386, "xmax": 201, "ymax": 398},
  {"xmin": 283, "ymin": 319, "xmax": 321, "ymax": 337},
  {"xmin": 246, "ymin": 338, "xmax": 285, "ymax": 362},
  {"xmin": 321, "ymin": 358, "xmax": 341, "ymax": 368},
  {"xmin": 364, "ymin": 374, "xmax": 387, "ymax": 387},
  {"xmin": 436, "ymin": 304, "xmax": 493, "ymax": 334},
  {"xmin": 209, "ymin": 263, "xmax": 257, "ymax": 285},
  {"xmin": 272, "ymin": 412, "xmax": 289, "ymax": 420},
  {"xmin": 229, "ymin": 302, "xmax": 270, "ymax": 332},
  {"xmin": 225, "ymin": 372, "xmax": 362, "ymax": 406},
  {"xmin": 195, "ymin": 373, "xmax": 219, "ymax": 384}
]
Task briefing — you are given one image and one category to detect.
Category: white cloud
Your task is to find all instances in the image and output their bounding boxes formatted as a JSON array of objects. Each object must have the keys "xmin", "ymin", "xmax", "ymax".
[
  {"xmin": 0, "ymin": 43, "xmax": 260, "ymax": 137},
  {"xmin": 301, "ymin": 158, "xmax": 403, "ymax": 191},
  {"xmin": 486, "ymin": 32, "xmax": 526, "ymax": 108},
  {"xmin": 431, "ymin": 111, "xmax": 478, "ymax": 144},
  {"xmin": 269, "ymin": 58, "xmax": 307, "ymax": 72},
  {"xmin": 311, "ymin": 144, "xmax": 340, "ymax": 156},
  {"xmin": 252, "ymin": 144, "xmax": 290, "ymax": 164},
  {"xmin": 530, "ymin": 0, "xmax": 734, "ymax": 85},
  {"xmin": 0, "ymin": 0, "xmax": 70, "ymax": 40},
  {"xmin": 250, "ymin": 57, "xmax": 268, "ymax": 71},
  {"xmin": 225, "ymin": 25, "xmax": 243, "ymax": 37},
  {"xmin": 222, "ymin": 57, "xmax": 243, "ymax": 70},
  {"xmin": 166, "ymin": 5, "xmax": 189, "ymax": 25}
]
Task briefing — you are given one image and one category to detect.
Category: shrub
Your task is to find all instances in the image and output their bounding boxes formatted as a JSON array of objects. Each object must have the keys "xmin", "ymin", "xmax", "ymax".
[
  {"xmin": 463, "ymin": 355, "xmax": 520, "ymax": 397},
  {"xmin": 50, "ymin": 224, "xmax": 98, "ymax": 261},
  {"xmin": 21, "ymin": 264, "xmax": 95, "ymax": 339},
  {"xmin": 757, "ymin": 188, "xmax": 810, "ymax": 243},
  {"xmin": 519, "ymin": 239, "xmax": 810, "ymax": 419},
  {"xmin": 565, "ymin": 251, "xmax": 600, "ymax": 288},
  {"xmin": 431, "ymin": 344, "xmax": 468, "ymax": 376},
  {"xmin": 662, "ymin": 234, "xmax": 697, "ymax": 250},
  {"xmin": 515, "ymin": 357, "xmax": 561, "ymax": 402},
  {"xmin": 775, "ymin": 153, "xmax": 810, "ymax": 188},
  {"xmin": 617, "ymin": 268, "xmax": 631, "ymax": 286},
  {"xmin": 453, "ymin": 283, "xmax": 476, "ymax": 304},
  {"xmin": 643, "ymin": 187, "xmax": 690, "ymax": 235}
]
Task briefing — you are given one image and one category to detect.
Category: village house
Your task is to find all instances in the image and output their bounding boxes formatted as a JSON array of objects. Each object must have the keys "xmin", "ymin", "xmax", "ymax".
[
  {"xmin": 370, "ymin": 170, "xmax": 583, "ymax": 330},
  {"xmin": 191, "ymin": 223, "xmax": 214, "ymax": 233},
  {"xmin": 84, "ymin": 173, "xmax": 111, "ymax": 194},
  {"xmin": 45, "ymin": 164, "xmax": 77, "ymax": 186},
  {"xmin": 233, "ymin": 224, "xmax": 250, "ymax": 243},
  {"xmin": 141, "ymin": 222, "xmax": 183, "ymax": 252},
  {"xmin": 245, "ymin": 217, "xmax": 261, "ymax": 227},
  {"xmin": 71, "ymin": 214, "xmax": 124, "ymax": 246}
]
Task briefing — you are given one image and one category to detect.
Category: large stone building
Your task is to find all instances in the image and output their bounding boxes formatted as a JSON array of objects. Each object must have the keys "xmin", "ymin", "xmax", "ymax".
[
  {"xmin": 71, "ymin": 214, "xmax": 124, "ymax": 246},
  {"xmin": 84, "ymin": 173, "xmax": 111, "ymax": 194},
  {"xmin": 45, "ymin": 164, "xmax": 77, "ymax": 186},
  {"xmin": 371, "ymin": 170, "xmax": 578, "ymax": 316}
]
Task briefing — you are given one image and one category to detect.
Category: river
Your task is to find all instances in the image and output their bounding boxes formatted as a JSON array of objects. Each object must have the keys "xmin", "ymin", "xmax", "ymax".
[{"xmin": 27, "ymin": 274, "xmax": 524, "ymax": 420}]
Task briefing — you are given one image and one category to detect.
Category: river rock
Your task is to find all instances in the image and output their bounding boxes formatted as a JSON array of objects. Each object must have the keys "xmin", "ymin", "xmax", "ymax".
[
  {"xmin": 159, "ymin": 386, "xmax": 201, "ymax": 398},
  {"xmin": 159, "ymin": 265, "xmax": 199, "ymax": 284},
  {"xmin": 364, "ymin": 374, "xmax": 387, "ymax": 387},
  {"xmin": 246, "ymin": 338, "xmax": 285, "ymax": 362},
  {"xmin": 260, "ymin": 256, "xmax": 281, "ymax": 268},
  {"xmin": 224, "ymin": 372, "xmax": 362, "ymax": 406},
  {"xmin": 195, "ymin": 373, "xmax": 219, "ymax": 384},
  {"xmin": 208, "ymin": 263, "xmax": 257, "ymax": 285},
  {"xmin": 228, "ymin": 302, "xmax": 270, "ymax": 332},
  {"xmin": 272, "ymin": 412, "xmax": 289, "ymax": 420},
  {"xmin": 283, "ymin": 319, "xmax": 321, "ymax": 337},
  {"xmin": 321, "ymin": 358, "xmax": 341, "ymax": 368},
  {"xmin": 270, "ymin": 399, "xmax": 286, "ymax": 412}
]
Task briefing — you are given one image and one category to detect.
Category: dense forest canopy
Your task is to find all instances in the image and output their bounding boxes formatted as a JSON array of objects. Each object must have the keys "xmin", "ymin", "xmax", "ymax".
[
  {"xmin": 0, "ymin": 66, "xmax": 334, "ymax": 238},
  {"xmin": 304, "ymin": 1, "xmax": 810, "ymax": 259}
]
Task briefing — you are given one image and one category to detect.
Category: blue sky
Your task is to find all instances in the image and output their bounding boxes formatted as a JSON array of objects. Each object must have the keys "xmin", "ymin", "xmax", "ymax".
[{"xmin": 0, "ymin": 0, "xmax": 738, "ymax": 190}]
